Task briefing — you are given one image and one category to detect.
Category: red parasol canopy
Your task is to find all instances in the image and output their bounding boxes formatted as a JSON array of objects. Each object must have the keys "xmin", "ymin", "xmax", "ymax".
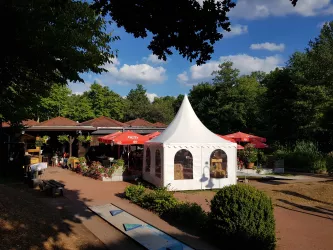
[
  {"xmin": 144, "ymin": 131, "xmax": 161, "ymax": 140},
  {"xmin": 249, "ymin": 140, "xmax": 268, "ymax": 149},
  {"xmin": 223, "ymin": 131, "xmax": 266, "ymax": 142},
  {"xmin": 217, "ymin": 135, "xmax": 244, "ymax": 150},
  {"xmin": 106, "ymin": 131, "xmax": 149, "ymax": 145},
  {"xmin": 98, "ymin": 131, "xmax": 122, "ymax": 143}
]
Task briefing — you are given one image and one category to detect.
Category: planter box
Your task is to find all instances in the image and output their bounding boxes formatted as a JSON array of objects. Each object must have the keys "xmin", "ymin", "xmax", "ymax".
[{"xmin": 99, "ymin": 166, "xmax": 141, "ymax": 182}]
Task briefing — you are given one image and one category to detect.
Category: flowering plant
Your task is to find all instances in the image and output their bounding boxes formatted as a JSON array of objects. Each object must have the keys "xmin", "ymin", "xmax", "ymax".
[{"xmin": 237, "ymin": 157, "xmax": 244, "ymax": 170}]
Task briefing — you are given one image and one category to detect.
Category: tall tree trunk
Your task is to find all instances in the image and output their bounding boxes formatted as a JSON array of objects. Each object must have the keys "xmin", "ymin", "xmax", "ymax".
[{"xmin": 69, "ymin": 136, "xmax": 75, "ymax": 157}]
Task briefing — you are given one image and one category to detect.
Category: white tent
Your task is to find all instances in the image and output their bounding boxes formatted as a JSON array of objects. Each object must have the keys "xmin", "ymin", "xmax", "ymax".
[{"xmin": 143, "ymin": 95, "xmax": 237, "ymax": 191}]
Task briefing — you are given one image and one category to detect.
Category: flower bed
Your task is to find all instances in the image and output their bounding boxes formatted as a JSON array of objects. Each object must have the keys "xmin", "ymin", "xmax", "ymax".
[{"xmin": 70, "ymin": 159, "xmax": 137, "ymax": 181}]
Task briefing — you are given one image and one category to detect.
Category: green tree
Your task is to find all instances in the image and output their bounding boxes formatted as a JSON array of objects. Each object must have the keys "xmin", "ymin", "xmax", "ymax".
[
  {"xmin": 173, "ymin": 94, "xmax": 185, "ymax": 114},
  {"xmin": 85, "ymin": 82, "xmax": 126, "ymax": 120},
  {"xmin": 262, "ymin": 68, "xmax": 299, "ymax": 143},
  {"xmin": 189, "ymin": 62, "xmax": 266, "ymax": 134},
  {"xmin": 125, "ymin": 84, "xmax": 151, "ymax": 121},
  {"xmin": 62, "ymin": 94, "xmax": 95, "ymax": 122},
  {"xmin": 150, "ymin": 96, "xmax": 176, "ymax": 124},
  {"xmin": 38, "ymin": 85, "xmax": 72, "ymax": 121},
  {"xmin": 0, "ymin": 0, "xmax": 115, "ymax": 124},
  {"xmin": 189, "ymin": 83, "xmax": 219, "ymax": 132}
]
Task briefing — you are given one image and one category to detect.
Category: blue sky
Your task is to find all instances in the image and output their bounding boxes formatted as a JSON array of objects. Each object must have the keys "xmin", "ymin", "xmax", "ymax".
[{"xmin": 68, "ymin": 0, "xmax": 333, "ymax": 101}]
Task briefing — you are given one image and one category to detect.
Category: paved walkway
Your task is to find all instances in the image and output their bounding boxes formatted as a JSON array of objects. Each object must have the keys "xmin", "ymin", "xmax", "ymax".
[{"xmin": 41, "ymin": 168, "xmax": 218, "ymax": 250}]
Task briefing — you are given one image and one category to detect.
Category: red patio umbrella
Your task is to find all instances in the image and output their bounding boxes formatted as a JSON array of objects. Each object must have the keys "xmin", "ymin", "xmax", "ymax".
[
  {"xmin": 98, "ymin": 131, "xmax": 122, "ymax": 144},
  {"xmin": 217, "ymin": 135, "xmax": 244, "ymax": 150},
  {"xmin": 224, "ymin": 131, "xmax": 266, "ymax": 142},
  {"xmin": 108, "ymin": 131, "xmax": 148, "ymax": 145},
  {"xmin": 144, "ymin": 131, "xmax": 161, "ymax": 140}
]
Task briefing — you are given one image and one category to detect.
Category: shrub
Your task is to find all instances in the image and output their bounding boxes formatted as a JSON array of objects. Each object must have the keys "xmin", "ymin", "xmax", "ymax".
[
  {"xmin": 243, "ymin": 143, "xmax": 258, "ymax": 163},
  {"xmin": 125, "ymin": 184, "xmax": 146, "ymax": 203},
  {"xmin": 313, "ymin": 157, "xmax": 327, "ymax": 174},
  {"xmin": 141, "ymin": 187, "xmax": 178, "ymax": 215},
  {"xmin": 273, "ymin": 141, "xmax": 325, "ymax": 172},
  {"xmin": 326, "ymin": 152, "xmax": 333, "ymax": 175},
  {"xmin": 209, "ymin": 185, "xmax": 276, "ymax": 250},
  {"xmin": 163, "ymin": 202, "xmax": 208, "ymax": 233}
]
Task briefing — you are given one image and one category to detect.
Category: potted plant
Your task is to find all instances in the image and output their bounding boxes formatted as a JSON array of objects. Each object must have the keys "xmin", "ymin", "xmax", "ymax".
[
  {"xmin": 243, "ymin": 144, "xmax": 258, "ymax": 169},
  {"xmin": 57, "ymin": 135, "xmax": 69, "ymax": 144},
  {"xmin": 35, "ymin": 137, "xmax": 44, "ymax": 149},
  {"xmin": 77, "ymin": 135, "xmax": 92, "ymax": 147}
]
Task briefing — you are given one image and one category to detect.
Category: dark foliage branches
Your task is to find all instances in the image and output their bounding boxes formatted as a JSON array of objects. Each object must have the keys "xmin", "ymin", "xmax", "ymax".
[
  {"xmin": 93, "ymin": 0, "xmax": 236, "ymax": 65},
  {"xmin": 93, "ymin": 0, "xmax": 299, "ymax": 65}
]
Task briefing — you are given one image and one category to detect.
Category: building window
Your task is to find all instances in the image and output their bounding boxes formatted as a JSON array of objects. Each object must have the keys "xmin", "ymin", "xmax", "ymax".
[
  {"xmin": 174, "ymin": 149, "xmax": 193, "ymax": 180},
  {"xmin": 210, "ymin": 149, "xmax": 227, "ymax": 178},
  {"xmin": 155, "ymin": 149, "xmax": 161, "ymax": 178},
  {"xmin": 145, "ymin": 148, "xmax": 151, "ymax": 172}
]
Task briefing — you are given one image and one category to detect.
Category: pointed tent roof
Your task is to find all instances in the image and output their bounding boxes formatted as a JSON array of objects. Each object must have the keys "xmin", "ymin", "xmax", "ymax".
[{"xmin": 149, "ymin": 95, "xmax": 233, "ymax": 144}]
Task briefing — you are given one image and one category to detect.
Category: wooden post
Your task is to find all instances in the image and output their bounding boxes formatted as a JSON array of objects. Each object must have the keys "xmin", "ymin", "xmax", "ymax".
[{"xmin": 69, "ymin": 136, "xmax": 75, "ymax": 157}]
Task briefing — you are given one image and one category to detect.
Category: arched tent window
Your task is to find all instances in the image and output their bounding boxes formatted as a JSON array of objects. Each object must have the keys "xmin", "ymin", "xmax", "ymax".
[
  {"xmin": 155, "ymin": 149, "xmax": 161, "ymax": 178},
  {"xmin": 174, "ymin": 149, "xmax": 193, "ymax": 180},
  {"xmin": 210, "ymin": 149, "xmax": 227, "ymax": 178},
  {"xmin": 145, "ymin": 148, "xmax": 151, "ymax": 172}
]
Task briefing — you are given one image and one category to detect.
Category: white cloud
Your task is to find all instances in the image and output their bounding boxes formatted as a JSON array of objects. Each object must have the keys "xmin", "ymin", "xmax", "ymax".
[
  {"xmin": 146, "ymin": 93, "xmax": 158, "ymax": 102},
  {"xmin": 143, "ymin": 54, "xmax": 167, "ymax": 64},
  {"xmin": 177, "ymin": 71, "xmax": 189, "ymax": 83},
  {"xmin": 178, "ymin": 54, "xmax": 283, "ymax": 85},
  {"xmin": 101, "ymin": 57, "xmax": 167, "ymax": 85},
  {"xmin": 250, "ymin": 42, "xmax": 285, "ymax": 52},
  {"xmin": 68, "ymin": 82, "xmax": 91, "ymax": 95},
  {"xmin": 230, "ymin": 0, "xmax": 333, "ymax": 19},
  {"xmin": 222, "ymin": 24, "xmax": 248, "ymax": 38}
]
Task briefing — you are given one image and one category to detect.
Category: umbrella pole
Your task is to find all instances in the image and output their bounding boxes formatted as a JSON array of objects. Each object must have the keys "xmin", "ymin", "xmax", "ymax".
[{"xmin": 127, "ymin": 145, "xmax": 130, "ymax": 169}]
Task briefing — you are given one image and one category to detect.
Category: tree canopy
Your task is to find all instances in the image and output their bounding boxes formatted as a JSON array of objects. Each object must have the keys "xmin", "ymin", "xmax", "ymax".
[
  {"xmin": 93, "ymin": 0, "xmax": 299, "ymax": 65},
  {"xmin": 0, "ymin": 0, "xmax": 115, "ymax": 123}
]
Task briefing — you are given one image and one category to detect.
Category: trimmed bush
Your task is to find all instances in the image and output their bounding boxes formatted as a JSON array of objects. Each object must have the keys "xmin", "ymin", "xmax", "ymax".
[
  {"xmin": 141, "ymin": 187, "xmax": 178, "ymax": 215},
  {"xmin": 209, "ymin": 184, "xmax": 276, "ymax": 250},
  {"xmin": 125, "ymin": 184, "xmax": 146, "ymax": 203},
  {"xmin": 163, "ymin": 202, "xmax": 208, "ymax": 233},
  {"xmin": 125, "ymin": 185, "xmax": 178, "ymax": 215}
]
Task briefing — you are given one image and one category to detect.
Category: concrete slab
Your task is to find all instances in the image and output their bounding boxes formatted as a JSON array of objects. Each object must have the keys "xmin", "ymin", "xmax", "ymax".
[{"xmin": 89, "ymin": 204, "xmax": 193, "ymax": 250}]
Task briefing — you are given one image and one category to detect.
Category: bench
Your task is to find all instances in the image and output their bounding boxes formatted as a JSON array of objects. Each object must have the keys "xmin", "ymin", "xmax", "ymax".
[{"xmin": 39, "ymin": 179, "xmax": 65, "ymax": 197}]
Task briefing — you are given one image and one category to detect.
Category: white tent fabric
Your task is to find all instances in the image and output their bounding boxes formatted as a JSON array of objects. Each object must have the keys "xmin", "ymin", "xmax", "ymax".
[{"xmin": 143, "ymin": 95, "xmax": 237, "ymax": 191}]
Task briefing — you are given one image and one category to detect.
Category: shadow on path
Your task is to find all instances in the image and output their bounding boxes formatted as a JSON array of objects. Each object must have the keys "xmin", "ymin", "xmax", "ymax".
[
  {"xmin": 276, "ymin": 199, "xmax": 333, "ymax": 221},
  {"xmin": 0, "ymin": 178, "xmax": 143, "ymax": 250},
  {"xmin": 274, "ymin": 190, "xmax": 333, "ymax": 206}
]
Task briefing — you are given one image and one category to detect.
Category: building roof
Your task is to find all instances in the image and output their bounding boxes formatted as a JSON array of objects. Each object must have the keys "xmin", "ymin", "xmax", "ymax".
[
  {"xmin": 1, "ymin": 119, "xmax": 38, "ymax": 128},
  {"xmin": 36, "ymin": 116, "xmax": 78, "ymax": 126},
  {"xmin": 153, "ymin": 122, "xmax": 167, "ymax": 128},
  {"xmin": 22, "ymin": 119, "xmax": 39, "ymax": 127},
  {"xmin": 79, "ymin": 116, "xmax": 126, "ymax": 127},
  {"xmin": 1, "ymin": 121, "xmax": 10, "ymax": 127},
  {"xmin": 125, "ymin": 118, "xmax": 155, "ymax": 127},
  {"xmin": 148, "ymin": 95, "xmax": 234, "ymax": 145}
]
